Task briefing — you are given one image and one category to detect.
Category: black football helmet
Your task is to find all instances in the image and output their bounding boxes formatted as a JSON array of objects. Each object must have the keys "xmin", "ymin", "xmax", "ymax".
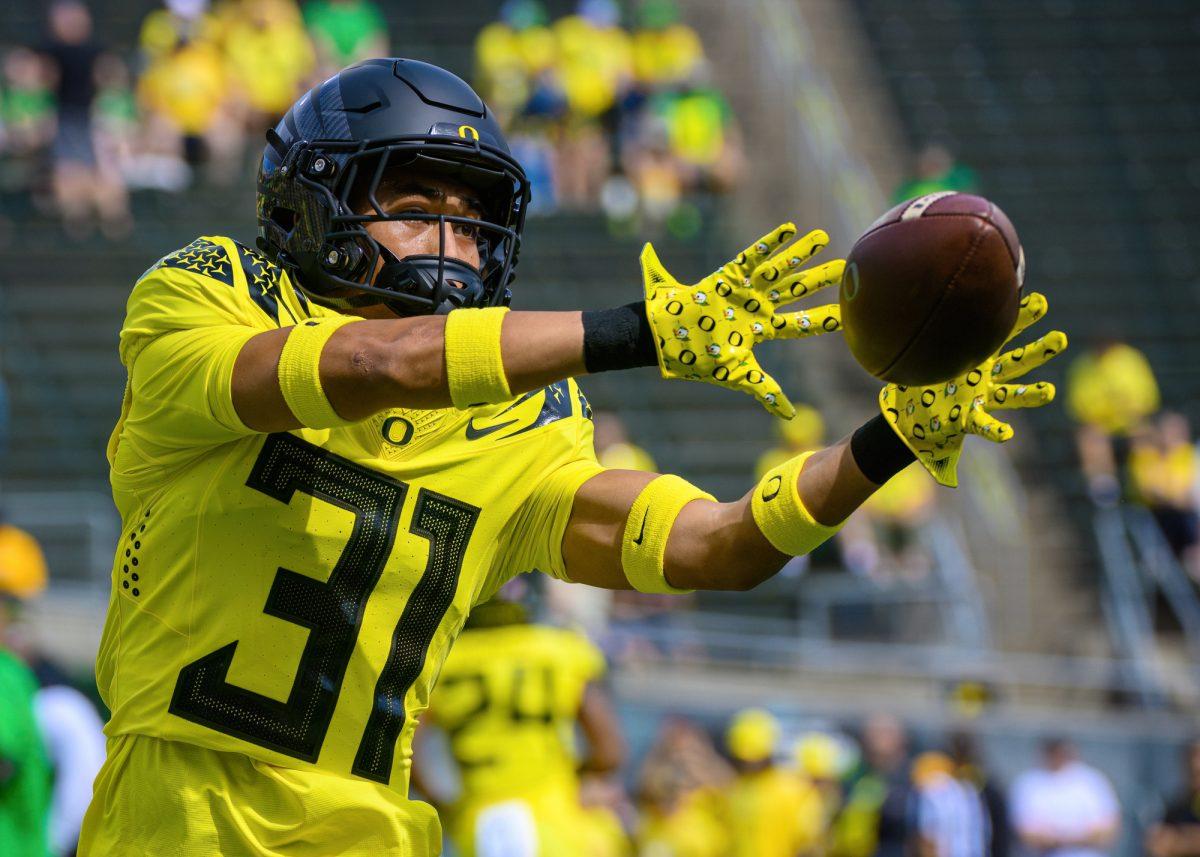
[{"xmin": 256, "ymin": 58, "xmax": 531, "ymax": 315}]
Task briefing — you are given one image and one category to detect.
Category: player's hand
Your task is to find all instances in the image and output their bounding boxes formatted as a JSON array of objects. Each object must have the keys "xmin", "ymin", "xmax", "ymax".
[
  {"xmin": 881, "ymin": 292, "xmax": 1068, "ymax": 487},
  {"xmin": 641, "ymin": 223, "xmax": 844, "ymax": 419}
]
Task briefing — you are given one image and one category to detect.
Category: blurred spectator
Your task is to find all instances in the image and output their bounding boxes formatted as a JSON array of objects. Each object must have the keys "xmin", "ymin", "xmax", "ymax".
[
  {"xmin": 1146, "ymin": 739, "xmax": 1200, "ymax": 857},
  {"xmin": 910, "ymin": 750, "xmax": 989, "ymax": 857},
  {"xmin": 1067, "ymin": 341, "xmax": 1160, "ymax": 506},
  {"xmin": 794, "ymin": 731, "xmax": 853, "ymax": 846},
  {"xmin": 1128, "ymin": 412, "xmax": 1200, "ymax": 575},
  {"xmin": 636, "ymin": 716, "xmax": 732, "ymax": 857},
  {"xmin": 1068, "ymin": 341, "xmax": 1161, "ymax": 438},
  {"xmin": 579, "ymin": 775, "xmax": 636, "ymax": 857},
  {"xmin": 649, "ymin": 72, "xmax": 744, "ymax": 195},
  {"xmin": 631, "ymin": 0, "xmax": 704, "ymax": 88},
  {"xmin": 550, "ymin": 1, "xmax": 630, "ymax": 208},
  {"xmin": 0, "ymin": 521, "xmax": 106, "ymax": 857},
  {"xmin": 893, "ymin": 144, "xmax": 978, "ymax": 203},
  {"xmin": 222, "ymin": 0, "xmax": 316, "ymax": 125},
  {"xmin": 831, "ymin": 713, "xmax": 913, "ymax": 857},
  {"xmin": 724, "ymin": 709, "xmax": 825, "ymax": 857},
  {"xmin": 0, "ymin": 520, "xmax": 47, "ymax": 601},
  {"xmin": 949, "ymin": 731, "xmax": 1010, "ymax": 857},
  {"xmin": 1010, "ymin": 738, "xmax": 1120, "ymax": 857},
  {"xmin": 42, "ymin": 0, "xmax": 131, "ymax": 238},
  {"xmin": 91, "ymin": 54, "xmax": 141, "ymax": 206},
  {"xmin": 138, "ymin": 0, "xmax": 218, "ymax": 62},
  {"xmin": 0, "ymin": 644, "xmax": 50, "ymax": 857},
  {"xmin": 303, "ymin": 0, "xmax": 388, "ymax": 73},
  {"xmin": 137, "ymin": 36, "xmax": 228, "ymax": 173},
  {"xmin": 474, "ymin": 0, "xmax": 557, "ymax": 121},
  {"xmin": 553, "ymin": 0, "xmax": 631, "ymax": 121},
  {"xmin": 0, "ymin": 47, "xmax": 55, "ymax": 195}
]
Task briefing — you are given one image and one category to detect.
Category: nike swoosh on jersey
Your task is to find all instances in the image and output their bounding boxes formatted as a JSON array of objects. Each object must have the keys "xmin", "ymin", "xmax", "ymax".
[{"xmin": 464, "ymin": 417, "xmax": 520, "ymax": 440}]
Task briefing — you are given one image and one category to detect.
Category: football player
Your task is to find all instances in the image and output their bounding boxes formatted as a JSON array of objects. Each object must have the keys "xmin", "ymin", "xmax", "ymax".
[
  {"xmin": 78, "ymin": 58, "xmax": 1064, "ymax": 855},
  {"xmin": 416, "ymin": 597, "xmax": 625, "ymax": 856}
]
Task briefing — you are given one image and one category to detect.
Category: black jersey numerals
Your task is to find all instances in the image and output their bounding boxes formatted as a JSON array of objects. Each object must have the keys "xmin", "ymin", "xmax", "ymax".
[{"xmin": 169, "ymin": 433, "xmax": 478, "ymax": 782}]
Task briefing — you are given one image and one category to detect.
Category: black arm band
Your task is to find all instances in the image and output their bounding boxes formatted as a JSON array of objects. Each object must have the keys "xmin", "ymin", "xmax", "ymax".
[
  {"xmin": 851, "ymin": 414, "xmax": 916, "ymax": 485},
  {"xmin": 581, "ymin": 302, "xmax": 658, "ymax": 373}
]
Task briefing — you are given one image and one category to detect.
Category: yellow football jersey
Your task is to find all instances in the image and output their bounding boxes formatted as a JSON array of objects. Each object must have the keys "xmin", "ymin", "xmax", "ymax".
[
  {"xmin": 81, "ymin": 236, "xmax": 604, "ymax": 856},
  {"xmin": 431, "ymin": 623, "xmax": 604, "ymax": 798},
  {"xmin": 430, "ymin": 622, "xmax": 605, "ymax": 856}
]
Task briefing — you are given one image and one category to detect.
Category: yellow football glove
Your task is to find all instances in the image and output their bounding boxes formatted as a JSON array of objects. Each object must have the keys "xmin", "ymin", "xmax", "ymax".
[
  {"xmin": 642, "ymin": 223, "xmax": 844, "ymax": 419},
  {"xmin": 881, "ymin": 292, "xmax": 1068, "ymax": 487}
]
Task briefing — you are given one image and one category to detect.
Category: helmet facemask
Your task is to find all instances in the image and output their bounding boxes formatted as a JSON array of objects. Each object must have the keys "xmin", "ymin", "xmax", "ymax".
[{"xmin": 259, "ymin": 134, "xmax": 530, "ymax": 316}]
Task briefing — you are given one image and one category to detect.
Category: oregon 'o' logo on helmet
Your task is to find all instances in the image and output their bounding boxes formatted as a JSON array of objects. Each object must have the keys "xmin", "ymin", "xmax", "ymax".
[{"xmin": 458, "ymin": 125, "xmax": 480, "ymax": 140}]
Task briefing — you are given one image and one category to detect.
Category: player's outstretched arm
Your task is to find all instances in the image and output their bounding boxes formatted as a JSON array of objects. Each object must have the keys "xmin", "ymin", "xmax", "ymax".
[
  {"xmin": 561, "ymin": 429, "xmax": 890, "ymax": 591},
  {"xmin": 229, "ymin": 221, "xmax": 841, "ymax": 432},
  {"xmin": 559, "ymin": 294, "xmax": 1065, "ymax": 593},
  {"xmin": 231, "ymin": 311, "xmax": 590, "ymax": 431}
]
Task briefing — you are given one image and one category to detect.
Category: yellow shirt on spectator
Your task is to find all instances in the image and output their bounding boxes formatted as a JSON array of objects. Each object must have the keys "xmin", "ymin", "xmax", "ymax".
[
  {"xmin": 638, "ymin": 788, "xmax": 729, "ymax": 857},
  {"xmin": 660, "ymin": 89, "xmax": 731, "ymax": 167},
  {"xmin": 725, "ymin": 767, "xmax": 825, "ymax": 857},
  {"xmin": 1067, "ymin": 343, "xmax": 1160, "ymax": 435},
  {"xmin": 632, "ymin": 24, "xmax": 703, "ymax": 85},
  {"xmin": 138, "ymin": 10, "xmax": 222, "ymax": 60},
  {"xmin": 222, "ymin": 0, "xmax": 315, "ymax": 115},
  {"xmin": 1129, "ymin": 443, "xmax": 1196, "ymax": 508},
  {"xmin": 554, "ymin": 16, "xmax": 632, "ymax": 118},
  {"xmin": 138, "ymin": 42, "xmax": 227, "ymax": 136}
]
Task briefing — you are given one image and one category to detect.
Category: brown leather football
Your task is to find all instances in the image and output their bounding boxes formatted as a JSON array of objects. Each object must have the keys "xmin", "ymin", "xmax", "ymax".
[{"xmin": 840, "ymin": 192, "xmax": 1024, "ymax": 386}]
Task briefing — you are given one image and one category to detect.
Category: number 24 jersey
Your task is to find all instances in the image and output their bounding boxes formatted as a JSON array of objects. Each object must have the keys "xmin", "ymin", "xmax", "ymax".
[{"xmin": 97, "ymin": 237, "xmax": 603, "ymax": 796}]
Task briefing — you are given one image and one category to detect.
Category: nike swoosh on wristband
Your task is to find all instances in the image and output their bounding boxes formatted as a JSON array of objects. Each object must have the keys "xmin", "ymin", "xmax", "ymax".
[
  {"xmin": 632, "ymin": 511, "xmax": 649, "ymax": 545},
  {"xmin": 464, "ymin": 417, "xmax": 520, "ymax": 440}
]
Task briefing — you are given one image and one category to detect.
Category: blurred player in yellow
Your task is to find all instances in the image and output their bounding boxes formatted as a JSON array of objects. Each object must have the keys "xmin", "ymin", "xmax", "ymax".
[
  {"xmin": 77, "ymin": 56, "xmax": 1063, "ymax": 856},
  {"xmin": 724, "ymin": 709, "xmax": 825, "ymax": 857},
  {"xmin": 416, "ymin": 597, "xmax": 626, "ymax": 856}
]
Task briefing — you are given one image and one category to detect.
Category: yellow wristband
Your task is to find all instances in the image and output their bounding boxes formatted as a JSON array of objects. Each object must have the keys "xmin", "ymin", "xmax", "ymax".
[
  {"xmin": 444, "ymin": 307, "xmax": 512, "ymax": 409},
  {"xmin": 277, "ymin": 316, "xmax": 360, "ymax": 429},
  {"xmin": 621, "ymin": 475, "xmax": 714, "ymax": 594},
  {"xmin": 751, "ymin": 451, "xmax": 842, "ymax": 556}
]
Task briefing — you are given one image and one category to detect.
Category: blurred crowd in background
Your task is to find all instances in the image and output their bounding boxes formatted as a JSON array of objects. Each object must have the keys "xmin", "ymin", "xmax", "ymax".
[
  {"xmin": 472, "ymin": 0, "xmax": 741, "ymax": 236},
  {"xmin": 0, "ymin": 0, "xmax": 741, "ymax": 242}
]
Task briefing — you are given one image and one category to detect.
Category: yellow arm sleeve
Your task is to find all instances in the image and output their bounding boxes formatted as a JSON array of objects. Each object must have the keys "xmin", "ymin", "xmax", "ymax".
[
  {"xmin": 490, "ymin": 457, "xmax": 606, "ymax": 589},
  {"xmin": 125, "ymin": 325, "xmax": 258, "ymax": 449}
]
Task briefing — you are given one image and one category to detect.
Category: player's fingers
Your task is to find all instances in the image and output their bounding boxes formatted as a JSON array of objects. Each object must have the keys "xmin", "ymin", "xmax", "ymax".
[
  {"xmin": 751, "ymin": 373, "xmax": 796, "ymax": 420},
  {"xmin": 1004, "ymin": 292, "xmax": 1049, "ymax": 345},
  {"xmin": 992, "ymin": 330, "xmax": 1068, "ymax": 382},
  {"xmin": 734, "ymin": 222, "xmax": 799, "ymax": 276},
  {"xmin": 988, "ymin": 381, "xmax": 1056, "ymax": 411},
  {"xmin": 749, "ymin": 229, "xmax": 830, "ymax": 288},
  {"xmin": 966, "ymin": 405, "xmax": 1014, "ymax": 443},
  {"xmin": 767, "ymin": 304, "xmax": 842, "ymax": 340},
  {"xmin": 761, "ymin": 260, "xmax": 846, "ymax": 305}
]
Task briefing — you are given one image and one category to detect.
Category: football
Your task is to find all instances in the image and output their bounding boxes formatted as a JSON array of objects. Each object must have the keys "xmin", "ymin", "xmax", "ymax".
[{"xmin": 839, "ymin": 192, "xmax": 1025, "ymax": 386}]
